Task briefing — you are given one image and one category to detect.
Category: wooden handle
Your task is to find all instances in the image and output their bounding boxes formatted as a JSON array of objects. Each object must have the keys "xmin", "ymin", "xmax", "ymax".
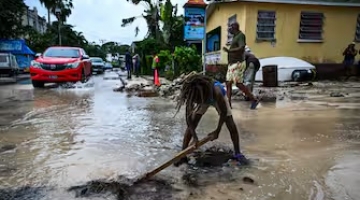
[{"xmin": 141, "ymin": 135, "xmax": 213, "ymax": 181}]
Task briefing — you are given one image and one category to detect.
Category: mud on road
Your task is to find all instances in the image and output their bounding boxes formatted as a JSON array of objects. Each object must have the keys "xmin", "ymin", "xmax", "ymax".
[{"xmin": 0, "ymin": 74, "xmax": 360, "ymax": 200}]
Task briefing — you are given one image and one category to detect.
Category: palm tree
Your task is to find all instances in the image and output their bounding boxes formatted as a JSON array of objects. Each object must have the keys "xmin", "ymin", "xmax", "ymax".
[
  {"xmin": 121, "ymin": 0, "xmax": 161, "ymax": 39},
  {"xmin": 38, "ymin": 0, "xmax": 73, "ymax": 24}
]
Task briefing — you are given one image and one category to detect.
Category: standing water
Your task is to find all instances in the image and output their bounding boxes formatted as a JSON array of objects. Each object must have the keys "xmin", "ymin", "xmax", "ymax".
[{"xmin": 0, "ymin": 74, "xmax": 360, "ymax": 200}]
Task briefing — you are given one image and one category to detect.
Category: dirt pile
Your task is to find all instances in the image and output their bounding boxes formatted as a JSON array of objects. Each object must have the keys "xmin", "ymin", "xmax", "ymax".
[{"xmin": 66, "ymin": 145, "xmax": 256, "ymax": 200}]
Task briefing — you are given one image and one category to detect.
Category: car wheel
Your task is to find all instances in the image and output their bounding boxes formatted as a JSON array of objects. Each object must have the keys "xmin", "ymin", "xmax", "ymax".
[
  {"xmin": 32, "ymin": 80, "xmax": 44, "ymax": 88},
  {"xmin": 81, "ymin": 69, "xmax": 87, "ymax": 83}
]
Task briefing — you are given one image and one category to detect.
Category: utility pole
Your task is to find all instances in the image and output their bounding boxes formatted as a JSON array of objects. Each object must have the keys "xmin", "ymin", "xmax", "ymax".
[{"xmin": 55, "ymin": 7, "xmax": 62, "ymax": 45}]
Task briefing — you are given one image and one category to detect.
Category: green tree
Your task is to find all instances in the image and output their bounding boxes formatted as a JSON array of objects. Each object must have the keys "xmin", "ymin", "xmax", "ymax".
[
  {"xmin": 24, "ymin": 21, "xmax": 91, "ymax": 53},
  {"xmin": 0, "ymin": 0, "xmax": 26, "ymax": 39},
  {"xmin": 160, "ymin": 0, "xmax": 185, "ymax": 48},
  {"xmin": 121, "ymin": 0, "xmax": 161, "ymax": 39},
  {"xmin": 102, "ymin": 42, "xmax": 130, "ymax": 56},
  {"xmin": 84, "ymin": 42, "xmax": 107, "ymax": 60},
  {"xmin": 38, "ymin": 0, "xmax": 73, "ymax": 24}
]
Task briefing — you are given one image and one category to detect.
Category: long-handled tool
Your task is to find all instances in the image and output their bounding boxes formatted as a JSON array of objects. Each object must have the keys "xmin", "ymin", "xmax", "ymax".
[{"xmin": 137, "ymin": 134, "xmax": 214, "ymax": 183}]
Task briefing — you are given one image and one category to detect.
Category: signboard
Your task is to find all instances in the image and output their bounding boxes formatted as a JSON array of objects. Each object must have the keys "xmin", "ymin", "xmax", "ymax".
[
  {"xmin": 205, "ymin": 52, "xmax": 221, "ymax": 65},
  {"xmin": 0, "ymin": 40, "xmax": 22, "ymax": 52},
  {"xmin": 184, "ymin": 7, "xmax": 205, "ymax": 40}
]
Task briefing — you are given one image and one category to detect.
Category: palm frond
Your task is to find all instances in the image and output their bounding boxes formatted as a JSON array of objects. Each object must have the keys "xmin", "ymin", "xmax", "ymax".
[
  {"xmin": 135, "ymin": 27, "xmax": 140, "ymax": 37},
  {"xmin": 121, "ymin": 17, "xmax": 136, "ymax": 27}
]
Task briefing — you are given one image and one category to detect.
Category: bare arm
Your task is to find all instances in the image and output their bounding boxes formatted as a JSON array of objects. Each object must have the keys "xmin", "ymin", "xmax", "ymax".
[
  {"xmin": 185, "ymin": 103, "xmax": 199, "ymax": 142},
  {"xmin": 212, "ymin": 87, "xmax": 228, "ymax": 134},
  {"xmin": 352, "ymin": 49, "xmax": 358, "ymax": 56}
]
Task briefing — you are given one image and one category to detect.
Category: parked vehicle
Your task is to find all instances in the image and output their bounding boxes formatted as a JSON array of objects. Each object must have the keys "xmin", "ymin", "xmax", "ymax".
[
  {"xmin": 29, "ymin": 46, "xmax": 92, "ymax": 88},
  {"xmin": 0, "ymin": 39, "xmax": 35, "ymax": 73},
  {"xmin": 255, "ymin": 57, "xmax": 316, "ymax": 82},
  {"xmin": 90, "ymin": 57, "xmax": 105, "ymax": 74},
  {"xmin": 0, "ymin": 53, "xmax": 19, "ymax": 81},
  {"xmin": 103, "ymin": 62, "xmax": 113, "ymax": 71}
]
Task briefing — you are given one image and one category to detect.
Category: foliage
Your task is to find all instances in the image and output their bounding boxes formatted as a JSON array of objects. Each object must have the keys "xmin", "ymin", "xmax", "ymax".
[
  {"xmin": 135, "ymin": 38, "xmax": 167, "ymax": 56},
  {"xmin": 173, "ymin": 46, "xmax": 202, "ymax": 74},
  {"xmin": 157, "ymin": 50, "xmax": 172, "ymax": 70},
  {"xmin": 23, "ymin": 26, "xmax": 54, "ymax": 53},
  {"xmin": 164, "ymin": 68, "xmax": 174, "ymax": 80},
  {"xmin": 0, "ymin": 0, "xmax": 26, "ymax": 39},
  {"xmin": 84, "ymin": 43, "xmax": 107, "ymax": 60},
  {"xmin": 143, "ymin": 55, "xmax": 153, "ymax": 75},
  {"xmin": 160, "ymin": 0, "xmax": 185, "ymax": 49},
  {"xmin": 122, "ymin": 0, "xmax": 161, "ymax": 39},
  {"xmin": 102, "ymin": 42, "xmax": 130, "ymax": 57},
  {"xmin": 39, "ymin": 0, "xmax": 73, "ymax": 23},
  {"xmin": 23, "ymin": 22, "xmax": 108, "ymax": 60},
  {"xmin": 122, "ymin": 0, "xmax": 185, "ymax": 49}
]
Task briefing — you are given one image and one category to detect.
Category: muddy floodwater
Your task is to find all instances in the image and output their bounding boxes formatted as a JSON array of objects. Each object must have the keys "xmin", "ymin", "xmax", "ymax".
[{"xmin": 0, "ymin": 72, "xmax": 360, "ymax": 200}]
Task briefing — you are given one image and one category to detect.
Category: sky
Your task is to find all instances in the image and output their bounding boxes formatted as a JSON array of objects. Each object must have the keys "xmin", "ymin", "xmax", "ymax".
[{"xmin": 24, "ymin": 0, "xmax": 188, "ymax": 45}]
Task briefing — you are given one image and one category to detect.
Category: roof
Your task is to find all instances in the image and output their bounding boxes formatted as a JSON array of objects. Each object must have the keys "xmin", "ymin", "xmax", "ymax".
[
  {"xmin": 206, "ymin": 0, "xmax": 360, "ymax": 19},
  {"xmin": 0, "ymin": 39, "xmax": 35, "ymax": 55}
]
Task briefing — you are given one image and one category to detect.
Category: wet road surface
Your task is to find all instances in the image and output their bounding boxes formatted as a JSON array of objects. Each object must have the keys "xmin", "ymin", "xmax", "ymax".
[{"xmin": 0, "ymin": 72, "xmax": 360, "ymax": 200}]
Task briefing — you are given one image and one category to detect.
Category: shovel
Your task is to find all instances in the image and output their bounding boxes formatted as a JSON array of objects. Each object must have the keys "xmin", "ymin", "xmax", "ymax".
[{"xmin": 136, "ymin": 134, "xmax": 214, "ymax": 183}]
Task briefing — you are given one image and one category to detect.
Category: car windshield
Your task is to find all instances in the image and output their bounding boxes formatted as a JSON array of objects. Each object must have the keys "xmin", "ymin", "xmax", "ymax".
[
  {"xmin": 91, "ymin": 58, "xmax": 103, "ymax": 63},
  {"xmin": 43, "ymin": 48, "xmax": 80, "ymax": 58}
]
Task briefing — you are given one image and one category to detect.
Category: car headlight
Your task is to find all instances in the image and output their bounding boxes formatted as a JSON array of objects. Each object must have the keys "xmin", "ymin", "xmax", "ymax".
[
  {"xmin": 30, "ymin": 60, "xmax": 41, "ymax": 68},
  {"xmin": 66, "ymin": 61, "xmax": 80, "ymax": 69}
]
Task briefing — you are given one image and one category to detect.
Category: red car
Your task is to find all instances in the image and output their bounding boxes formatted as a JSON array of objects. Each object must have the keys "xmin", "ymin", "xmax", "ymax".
[{"xmin": 30, "ymin": 46, "xmax": 92, "ymax": 88}]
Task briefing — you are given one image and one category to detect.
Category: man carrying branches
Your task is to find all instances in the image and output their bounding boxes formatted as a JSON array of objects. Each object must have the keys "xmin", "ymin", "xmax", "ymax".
[{"xmin": 174, "ymin": 74, "xmax": 249, "ymax": 166}]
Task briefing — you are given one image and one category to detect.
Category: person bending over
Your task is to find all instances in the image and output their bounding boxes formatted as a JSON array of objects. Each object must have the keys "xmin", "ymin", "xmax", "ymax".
[
  {"xmin": 243, "ymin": 47, "xmax": 261, "ymax": 100},
  {"xmin": 174, "ymin": 74, "xmax": 249, "ymax": 166}
]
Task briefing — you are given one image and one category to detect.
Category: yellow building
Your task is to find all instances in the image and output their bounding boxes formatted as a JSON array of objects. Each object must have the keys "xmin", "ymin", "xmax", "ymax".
[{"xmin": 204, "ymin": 0, "xmax": 360, "ymax": 65}]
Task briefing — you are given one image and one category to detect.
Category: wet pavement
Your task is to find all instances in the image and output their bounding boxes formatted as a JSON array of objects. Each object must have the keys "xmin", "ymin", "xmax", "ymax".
[{"xmin": 0, "ymin": 71, "xmax": 360, "ymax": 200}]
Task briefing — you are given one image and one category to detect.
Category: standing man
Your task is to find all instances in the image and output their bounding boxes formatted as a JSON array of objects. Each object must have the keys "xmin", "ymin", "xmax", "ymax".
[
  {"xmin": 152, "ymin": 52, "xmax": 159, "ymax": 84},
  {"xmin": 125, "ymin": 51, "xmax": 132, "ymax": 80},
  {"xmin": 243, "ymin": 46, "xmax": 261, "ymax": 100},
  {"xmin": 342, "ymin": 42, "xmax": 357, "ymax": 78},
  {"xmin": 133, "ymin": 54, "xmax": 140, "ymax": 77},
  {"xmin": 223, "ymin": 22, "xmax": 259, "ymax": 109}
]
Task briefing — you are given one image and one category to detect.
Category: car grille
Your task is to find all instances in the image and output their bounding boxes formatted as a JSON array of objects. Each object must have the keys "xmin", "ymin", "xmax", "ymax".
[
  {"xmin": 92, "ymin": 65, "xmax": 103, "ymax": 69},
  {"xmin": 40, "ymin": 63, "xmax": 67, "ymax": 71}
]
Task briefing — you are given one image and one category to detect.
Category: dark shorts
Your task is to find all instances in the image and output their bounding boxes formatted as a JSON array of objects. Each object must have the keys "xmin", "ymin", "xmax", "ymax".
[{"xmin": 343, "ymin": 59, "xmax": 354, "ymax": 67}]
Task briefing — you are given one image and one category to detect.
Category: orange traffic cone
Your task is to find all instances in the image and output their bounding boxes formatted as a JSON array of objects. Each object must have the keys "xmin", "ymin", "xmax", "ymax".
[{"xmin": 154, "ymin": 69, "xmax": 161, "ymax": 86}]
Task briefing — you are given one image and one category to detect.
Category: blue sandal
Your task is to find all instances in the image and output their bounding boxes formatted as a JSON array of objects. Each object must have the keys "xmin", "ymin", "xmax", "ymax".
[
  {"xmin": 233, "ymin": 153, "xmax": 250, "ymax": 165},
  {"xmin": 250, "ymin": 99, "xmax": 260, "ymax": 110}
]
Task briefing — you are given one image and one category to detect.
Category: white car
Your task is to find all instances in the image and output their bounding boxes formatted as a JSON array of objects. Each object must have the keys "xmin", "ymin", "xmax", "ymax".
[
  {"xmin": 255, "ymin": 57, "xmax": 316, "ymax": 82},
  {"xmin": 0, "ymin": 53, "xmax": 19, "ymax": 82}
]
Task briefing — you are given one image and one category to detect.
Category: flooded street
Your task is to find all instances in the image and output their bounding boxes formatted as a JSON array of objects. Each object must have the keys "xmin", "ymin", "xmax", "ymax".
[{"xmin": 0, "ymin": 72, "xmax": 360, "ymax": 200}]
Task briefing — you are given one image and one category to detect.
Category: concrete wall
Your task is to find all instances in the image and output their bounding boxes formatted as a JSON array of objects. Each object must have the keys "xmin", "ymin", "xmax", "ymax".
[
  {"xmin": 206, "ymin": 1, "xmax": 360, "ymax": 64},
  {"xmin": 22, "ymin": 7, "xmax": 47, "ymax": 34}
]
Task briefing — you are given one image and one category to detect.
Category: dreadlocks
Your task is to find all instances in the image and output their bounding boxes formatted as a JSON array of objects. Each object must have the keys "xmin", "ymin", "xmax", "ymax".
[{"xmin": 175, "ymin": 73, "xmax": 214, "ymax": 117}]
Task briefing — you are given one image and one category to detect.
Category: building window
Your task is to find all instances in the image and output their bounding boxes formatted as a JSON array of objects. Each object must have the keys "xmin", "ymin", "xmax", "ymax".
[
  {"xmin": 298, "ymin": 11, "xmax": 324, "ymax": 41},
  {"xmin": 206, "ymin": 26, "xmax": 221, "ymax": 52},
  {"xmin": 256, "ymin": 10, "xmax": 276, "ymax": 41},
  {"xmin": 355, "ymin": 14, "xmax": 360, "ymax": 42},
  {"xmin": 227, "ymin": 14, "xmax": 237, "ymax": 45}
]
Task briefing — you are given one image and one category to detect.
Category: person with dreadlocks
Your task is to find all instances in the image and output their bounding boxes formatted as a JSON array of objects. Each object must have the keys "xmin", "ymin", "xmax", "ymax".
[{"xmin": 174, "ymin": 73, "xmax": 249, "ymax": 166}]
